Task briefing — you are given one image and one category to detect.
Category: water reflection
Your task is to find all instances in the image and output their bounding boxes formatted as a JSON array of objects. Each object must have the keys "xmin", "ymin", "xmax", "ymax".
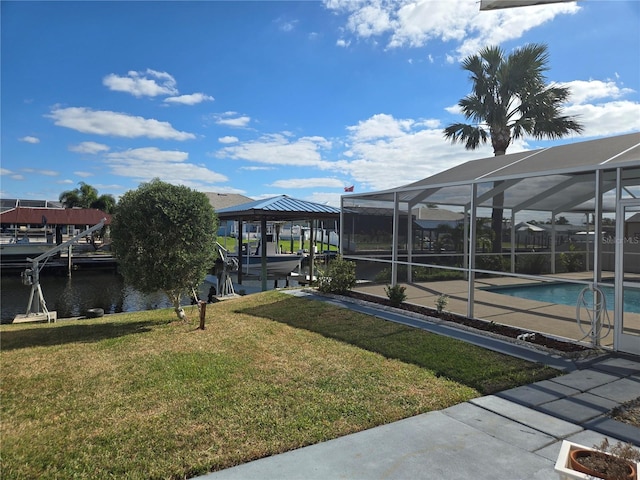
[{"xmin": 0, "ymin": 271, "xmax": 212, "ymax": 324}]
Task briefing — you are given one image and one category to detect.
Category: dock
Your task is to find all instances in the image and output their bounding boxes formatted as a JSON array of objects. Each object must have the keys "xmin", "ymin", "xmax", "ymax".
[
  {"xmin": 13, "ymin": 311, "xmax": 57, "ymax": 323},
  {"xmin": 1, "ymin": 253, "xmax": 118, "ymax": 274}
]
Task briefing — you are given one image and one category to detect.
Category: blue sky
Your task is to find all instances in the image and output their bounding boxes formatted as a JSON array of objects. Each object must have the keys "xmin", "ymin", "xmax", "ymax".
[{"xmin": 2, "ymin": 0, "xmax": 639, "ymax": 207}]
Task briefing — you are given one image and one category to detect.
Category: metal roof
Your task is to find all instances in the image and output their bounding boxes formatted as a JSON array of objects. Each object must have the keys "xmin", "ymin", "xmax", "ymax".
[
  {"xmin": 344, "ymin": 133, "xmax": 640, "ymax": 213},
  {"xmin": 0, "ymin": 207, "xmax": 111, "ymax": 226},
  {"xmin": 215, "ymin": 195, "xmax": 340, "ymax": 221}
]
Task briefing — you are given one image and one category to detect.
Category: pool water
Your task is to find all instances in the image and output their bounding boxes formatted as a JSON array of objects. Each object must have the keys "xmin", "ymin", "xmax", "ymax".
[{"xmin": 484, "ymin": 282, "xmax": 640, "ymax": 314}]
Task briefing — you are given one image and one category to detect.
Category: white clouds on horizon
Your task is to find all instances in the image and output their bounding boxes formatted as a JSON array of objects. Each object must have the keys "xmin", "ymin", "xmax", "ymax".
[
  {"xmin": 324, "ymin": 0, "xmax": 581, "ymax": 59},
  {"xmin": 213, "ymin": 77, "xmax": 638, "ymax": 192},
  {"xmin": 69, "ymin": 141, "xmax": 110, "ymax": 154},
  {"xmin": 48, "ymin": 107, "xmax": 196, "ymax": 140},
  {"xmin": 268, "ymin": 177, "xmax": 346, "ymax": 189},
  {"xmin": 103, "ymin": 69, "xmax": 214, "ymax": 106},
  {"xmin": 213, "ymin": 112, "xmax": 252, "ymax": 128},
  {"xmin": 21, "ymin": 168, "xmax": 59, "ymax": 177},
  {"xmin": 164, "ymin": 93, "xmax": 214, "ymax": 105},
  {"xmin": 216, "ymin": 133, "xmax": 335, "ymax": 168},
  {"xmin": 562, "ymin": 79, "xmax": 635, "ymax": 105},
  {"xmin": 103, "ymin": 147, "xmax": 229, "ymax": 190},
  {"xmin": 103, "ymin": 69, "xmax": 178, "ymax": 97}
]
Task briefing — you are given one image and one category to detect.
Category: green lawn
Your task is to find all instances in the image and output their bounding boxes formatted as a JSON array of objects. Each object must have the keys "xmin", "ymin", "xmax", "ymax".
[{"xmin": 1, "ymin": 291, "xmax": 559, "ymax": 480}]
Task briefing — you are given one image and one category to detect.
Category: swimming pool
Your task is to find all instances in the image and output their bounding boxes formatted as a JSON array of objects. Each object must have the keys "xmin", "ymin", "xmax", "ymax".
[{"xmin": 484, "ymin": 282, "xmax": 640, "ymax": 314}]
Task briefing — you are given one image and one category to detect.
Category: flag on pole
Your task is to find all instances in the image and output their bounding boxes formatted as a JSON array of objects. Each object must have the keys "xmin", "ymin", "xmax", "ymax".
[{"xmin": 344, "ymin": 185, "xmax": 354, "ymax": 192}]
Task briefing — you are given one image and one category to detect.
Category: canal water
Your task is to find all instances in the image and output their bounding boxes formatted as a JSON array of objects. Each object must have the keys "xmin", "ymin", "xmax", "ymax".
[{"xmin": 1, "ymin": 271, "xmax": 290, "ymax": 324}]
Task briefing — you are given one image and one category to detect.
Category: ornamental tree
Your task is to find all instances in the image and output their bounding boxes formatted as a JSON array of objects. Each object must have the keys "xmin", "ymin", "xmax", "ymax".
[{"xmin": 111, "ymin": 179, "xmax": 218, "ymax": 320}]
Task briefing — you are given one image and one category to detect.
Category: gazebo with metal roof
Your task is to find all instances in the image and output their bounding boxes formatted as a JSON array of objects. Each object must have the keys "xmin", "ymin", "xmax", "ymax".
[
  {"xmin": 340, "ymin": 132, "xmax": 640, "ymax": 355},
  {"xmin": 215, "ymin": 195, "xmax": 341, "ymax": 290}
]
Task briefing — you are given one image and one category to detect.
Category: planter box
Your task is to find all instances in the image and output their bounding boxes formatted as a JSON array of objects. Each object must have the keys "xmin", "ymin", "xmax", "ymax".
[{"xmin": 555, "ymin": 440, "xmax": 639, "ymax": 480}]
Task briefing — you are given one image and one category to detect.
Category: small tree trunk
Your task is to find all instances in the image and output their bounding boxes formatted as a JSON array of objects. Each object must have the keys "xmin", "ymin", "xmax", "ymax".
[{"xmin": 166, "ymin": 290, "xmax": 185, "ymax": 321}]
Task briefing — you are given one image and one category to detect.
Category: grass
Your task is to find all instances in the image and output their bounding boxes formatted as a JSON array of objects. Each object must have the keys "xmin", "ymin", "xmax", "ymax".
[{"xmin": 1, "ymin": 291, "xmax": 558, "ymax": 480}]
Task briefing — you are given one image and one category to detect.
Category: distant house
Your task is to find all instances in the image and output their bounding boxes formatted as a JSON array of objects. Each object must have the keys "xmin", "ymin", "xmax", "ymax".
[
  {"xmin": 203, "ymin": 193, "xmax": 254, "ymax": 237},
  {"xmin": 0, "ymin": 201, "xmax": 110, "ymax": 244},
  {"xmin": 204, "ymin": 193, "xmax": 253, "ymax": 211},
  {"xmin": 627, "ymin": 213, "xmax": 640, "ymax": 239}
]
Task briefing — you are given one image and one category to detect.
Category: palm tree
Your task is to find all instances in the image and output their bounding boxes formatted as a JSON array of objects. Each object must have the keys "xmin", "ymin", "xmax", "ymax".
[
  {"xmin": 59, "ymin": 182, "xmax": 116, "ymax": 213},
  {"xmin": 444, "ymin": 43, "xmax": 583, "ymax": 254}
]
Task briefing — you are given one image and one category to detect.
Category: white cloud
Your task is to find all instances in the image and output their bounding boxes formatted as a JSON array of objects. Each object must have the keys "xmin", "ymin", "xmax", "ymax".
[
  {"xmin": 240, "ymin": 166, "xmax": 275, "ymax": 171},
  {"xmin": 69, "ymin": 141, "xmax": 110, "ymax": 154},
  {"xmin": 164, "ymin": 93, "xmax": 214, "ymax": 105},
  {"xmin": 337, "ymin": 113, "xmax": 494, "ymax": 190},
  {"xmin": 217, "ymin": 133, "xmax": 334, "ymax": 168},
  {"xmin": 106, "ymin": 147, "xmax": 189, "ymax": 163},
  {"xmin": 346, "ymin": 113, "xmax": 417, "ymax": 141},
  {"xmin": 565, "ymin": 101, "xmax": 640, "ymax": 138},
  {"xmin": 561, "ymin": 79, "xmax": 635, "ymax": 105},
  {"xmin": 268, "ymin": 177, "xmax": 346, "ymax": 189},
  {"xmin": 57, "ymin": 179, "xmax": 74, "ymax": 184},
  {"xmin": 21, "ymin": 168, "xmax": 59, "ymax": 176},
  {"xmin": 218, "ymin": 136, "xmax": 239, "ymax": 144},
  {"xmin": 104, "ymin": 147, "xmax": 228, "ymax": 189},
  {"xmin": 309, "ymin": 191, "xmax": 343, "ymax": 208},
  {"xmin": 276, "ymin": 17, "xmax": 298, "ymax": 32},
  {"xmin": 324, "ymin": 0, "xmax": 581, "ymax": 59},
  {"xmin": 214, "ymin": 113, "xmax": 252, "ymax": 128},
  {"xmin": 74, "ymin": 171, "xmax": 94, "ymax": 178},
  {"xmin": 19, "ymin": 136, "xmax": 40, "ymax": 144},
  {"xmin": 103, "ymin": 69, "xmax": 178, "ymax": 97},
  {"xmin": 1, "ymin": 168, "xmax": 26, "ymax": 181},
  {"xmin": 48, "ymin": 107, "xmax": 195, "ymax": 140}
]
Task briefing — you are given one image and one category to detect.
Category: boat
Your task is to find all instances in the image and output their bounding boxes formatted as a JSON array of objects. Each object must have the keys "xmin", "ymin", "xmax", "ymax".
[
  {"xmin": 212, "ymin": 241, "xmax": 305, "ymax": 278},
  {"xmin": 0, "ymin": 240, "xmax": 55, "ymax": 262},
  {"xmin": 238, "ymin": 254, "xmax": 305, "ymax": 277}
]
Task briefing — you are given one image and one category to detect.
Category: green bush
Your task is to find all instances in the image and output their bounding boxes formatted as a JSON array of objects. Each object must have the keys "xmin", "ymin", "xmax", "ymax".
[
  {"xmin": 435, "ymin": 294, "xmax": 449, "ymax": 313},
  {"xmin": 384, "ymin": 284, "xmax": 407, "ymax": 307},
  {"xmin": 316, "ymin": 256, "xmax": 357, "ymax": 294},
  {"xmin": 560, "ymin": 243, "xmax": 584, "ymax": 272},
  {"xmin": 517, "ymin": 253, "xmax": 549, "ymax": 274},
  {"xmin": 374, "ymin": 265, "xmax": 464, "ymax": 284},
  {"xmin": 475, "ymin": 255, "xmax": 505, "ymax": 272}
]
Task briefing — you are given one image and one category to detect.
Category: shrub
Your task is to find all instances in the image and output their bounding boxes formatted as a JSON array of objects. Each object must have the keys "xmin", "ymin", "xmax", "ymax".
[
  {"xmin": 435, "ymin": 294, "xmax": 449, "ymax": 313},
  {"xmin": 517, "ymin": 253, "xmax": 549, "ymax": 274},
  {"xmin": 316, "ymin": 256, "xmax": 356, "ymax": 294},
  {"xmin": 374, "ymin": 265, "xmax": 464, "ymax": 284},
  {"xmin": 384, "ymin": 284, "xmax": 407, "ymax": 307},
  {"xmin": 560, "ymin": 243, "xmax": 584, "ymax": 272},
  {"xmin": 475, "ymin": 255, "xmax": 505, "ymax": 272}
]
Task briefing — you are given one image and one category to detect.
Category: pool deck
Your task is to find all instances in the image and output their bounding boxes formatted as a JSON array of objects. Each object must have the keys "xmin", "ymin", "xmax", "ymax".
[{"xmin": 352, "ymin": 273, "xmax": 640, "ymax": 349}]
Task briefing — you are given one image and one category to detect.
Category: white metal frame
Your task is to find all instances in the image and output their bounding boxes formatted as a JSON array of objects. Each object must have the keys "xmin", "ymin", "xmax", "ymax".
[{"xmin": 614, "ymin": 197, "xmax": 640, "ymax": 354}]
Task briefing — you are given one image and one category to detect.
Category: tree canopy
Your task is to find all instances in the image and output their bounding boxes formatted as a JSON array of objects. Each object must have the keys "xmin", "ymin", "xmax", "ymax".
[
  {"xmin": 443, "ymin": 43, "xmax": 583, "ymax": 155},
  {"xmin": 59, "ymin": 182, "xmax": 117, "ymax": 213},
  {"xmin": 110, "ymin": 179, "xmax": 218, "ymax": 319}
]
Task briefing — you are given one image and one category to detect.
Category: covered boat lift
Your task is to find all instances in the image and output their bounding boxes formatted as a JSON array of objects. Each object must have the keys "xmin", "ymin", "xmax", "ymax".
[
  {"xmin": 215, "ymin": 195, "xmax": 340, "ymax": 291},
  {"xmin": 341, "ymin": 133, "xmax": 640, "ymax": 355}
]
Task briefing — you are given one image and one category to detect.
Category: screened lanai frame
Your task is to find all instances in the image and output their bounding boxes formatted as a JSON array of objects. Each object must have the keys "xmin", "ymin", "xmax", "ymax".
[{"xmin": 340, "ymin": 133, "xmax": 640, "ymax": 354}]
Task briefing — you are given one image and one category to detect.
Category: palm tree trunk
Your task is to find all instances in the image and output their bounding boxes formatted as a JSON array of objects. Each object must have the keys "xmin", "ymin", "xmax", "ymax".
[{"xmin": 491, "ymin": 188, "xmax": 503, "ymax": 254}]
